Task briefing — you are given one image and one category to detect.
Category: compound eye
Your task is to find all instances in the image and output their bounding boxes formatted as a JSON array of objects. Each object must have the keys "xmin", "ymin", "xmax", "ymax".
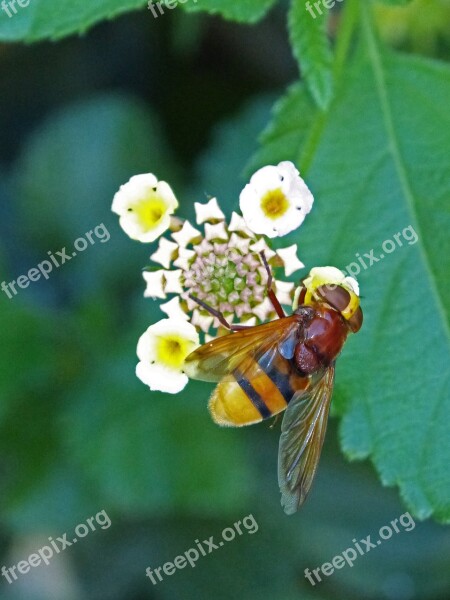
[
  {"xmin": 316, "ymin": 284, "xmax": 351, "ymax": 312},
  {"xmin": 348, "ymin": 306, "xmax": 363, "ymax": 333}
]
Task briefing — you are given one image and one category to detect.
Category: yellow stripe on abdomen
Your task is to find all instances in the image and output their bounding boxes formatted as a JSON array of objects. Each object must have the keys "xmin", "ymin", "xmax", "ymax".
[{"xmin": 208, "ymin": 356, "xmax": 289, "ymax": 427}]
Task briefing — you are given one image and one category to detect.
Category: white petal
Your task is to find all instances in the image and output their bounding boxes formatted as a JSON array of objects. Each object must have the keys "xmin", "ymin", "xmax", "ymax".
[
  {"xmin": 228, "ymin": 233, "xmax": 251, "ymax": 255},
  {"xmin": 136, "ymin": 318, "xmax": 199, "ymax": 364},
  {"xmin": 143, "ymin": 270, "xmax": 166, "ymax": 299},
  {"xmin": 111, "ymin": 173, "xmax": 158, "ymax": 214},
  {"xmin": 150, "ymin": 238, "xmax": 179, "ymax": 269},
  {"xmin": 277, "ymin": 161, "xmax": 314, "ymax": 214},
  {"xmin": 171, "ymin": 221, "xmax": 201, "ymax": 248},
  {"xmin": 252, "ymin": 297, "xmax": 275, "ymax": 321},
  {"xmin": 173, "ymin": 248, "xmax": 196, "ymax": 271},
  {"xmin": 249, "ymin": 238, "xmax": 276, "ymax": 260},
  {"xmin": 228, "ymin": 211, "xmax": 255, "ymax": 238},
  {"xmin": 276, "ymin": 244, "xmax": 305, "ymax": 276},
  {"xmin": 274, "ymin": 280, "xmax": 295, "ymax": 306},
  {"xmin": 149, "ymin": 318, "xmax": 199, "ymax": 343},
  {"xmin": 204, "ymin": 222, "xmax": 228, "ymax": 241},
  {"xmin": 194, "ymin": 197, "xmax": 225, "ymax": 224},
  {"xmin": 119, "ymin": 213, "xmax": 172, "ymax": 244},
  {"xmin": 191, "ymin": 309, "xmax": 214, "ymax": 333},
  {"xmin": 136, "ymin": 362, "xmax": 189, "ymax": 394},
  {"xmin": 185, "ymin": 296, "xmax": 199, "ymax": 311},
  {"xmin": 163, "ymin": 269, "xmax": 183, "ymax": 294},
  {"xmin": 160, "ymin": 297, "xmax": 189, "ymax": 321}
]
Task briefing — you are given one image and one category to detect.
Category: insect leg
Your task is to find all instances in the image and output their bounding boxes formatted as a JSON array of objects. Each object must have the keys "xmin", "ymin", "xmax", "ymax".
[
  {"xmin": 260, "ymin": 251, "xmax": 286, "ymax": 318},
  {"xmin": 188, "ymin": 294, "xmax": 248, "ymax": 331}
]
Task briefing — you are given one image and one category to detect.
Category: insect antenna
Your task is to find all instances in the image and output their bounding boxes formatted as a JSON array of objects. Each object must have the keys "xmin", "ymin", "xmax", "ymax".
[
  {"xmin": 188, "ymin": 295, "xmax": 248, "ymax": 331},
  {"xmin": 260, "ymin": 251, "xmax": 286, "ymax": 319}
]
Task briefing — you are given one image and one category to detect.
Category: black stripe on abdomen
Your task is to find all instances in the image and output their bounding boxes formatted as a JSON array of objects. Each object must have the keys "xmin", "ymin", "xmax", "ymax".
[
  {"xmin": 262, "ymin": 366, "xmax": 296, "ymax": 404},
  {"xmin": 232, "ymin": 368, "xmax": 272, "ymax": 419},
  {"xmin": 255, "ymin": 350, "xmax": 296, "ymax": 404}
]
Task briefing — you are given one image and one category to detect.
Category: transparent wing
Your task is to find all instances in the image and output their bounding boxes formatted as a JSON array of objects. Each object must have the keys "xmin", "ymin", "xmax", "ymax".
[
  {"xmin": 278, "ymin": 364, "xmax": 335, "ymax": 515},
  {"xmin": 184, "ymin": 315, "xmax": 301, "ymax": 383}
]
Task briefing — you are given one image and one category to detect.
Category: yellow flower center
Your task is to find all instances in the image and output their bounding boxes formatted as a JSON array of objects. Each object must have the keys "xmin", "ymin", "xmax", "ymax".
[
  {"xmin": 260, "ymin": 188, "xmax": 289, "ymax": 220},
  {"xmin": 134, "ymin": 196, "xmax": 168, "ymax": 230},
  {"xmin": 156, "ymin": 335, "xmax": 195, "ymax": 369}
]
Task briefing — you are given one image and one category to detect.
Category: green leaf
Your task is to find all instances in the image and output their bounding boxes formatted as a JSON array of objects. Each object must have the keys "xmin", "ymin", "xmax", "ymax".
[
  {"xmin": 247, "ymin": 82, "xmax": 316, "ymax": 173},
  {"xmin": 0, "ymin": 0, "xmax": 148, "ymax": 42},
  {"xmin": 179, "ymin": 0, "xmax": 279, "ymax": 23},
  {"xmin": 252, "ymin": 39, "xmax": 450, "ymax": 520},
  {"xmin": 288, "ymin": 0, "xmax": 334, "ymax": 110}
]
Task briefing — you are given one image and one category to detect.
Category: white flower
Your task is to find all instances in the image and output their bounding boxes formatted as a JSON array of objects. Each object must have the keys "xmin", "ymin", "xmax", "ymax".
[
  {"xmin": 112, "ymin": 173, "xmax": 178, "ymax": 243},
  {"xmin": 276, "ymin": 244, "xmax": 305, "ymax": 276},
  {"xmin": 194, "ymin": 197, "xmax": 225, "ymax": 224},
  {"xmin": 239, "ymin": 161, "xmax": 314, "ymax": 238},
  {"xmin": 150, "ymin": 238, "xmax": 178, "ymax": 269},
  {"xmin": 136, "ymin": 319, "xmax": 199, "ymax": 394}
]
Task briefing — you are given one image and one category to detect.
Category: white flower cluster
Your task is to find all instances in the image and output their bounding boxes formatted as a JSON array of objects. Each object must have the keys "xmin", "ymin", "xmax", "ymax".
[{"xmin": 112, "ymin": 162, "xmax": 314, "ymax": 394}]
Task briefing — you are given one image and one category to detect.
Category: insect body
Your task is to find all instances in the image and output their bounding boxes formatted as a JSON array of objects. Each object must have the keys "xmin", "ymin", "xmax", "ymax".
[{"xmin": 184, "ymin": 257, "xmax": 363, "ymax": 515}]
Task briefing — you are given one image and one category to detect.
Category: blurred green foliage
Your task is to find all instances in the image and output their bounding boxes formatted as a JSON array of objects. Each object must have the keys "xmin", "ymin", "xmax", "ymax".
[{"xmin": 0, "ymin": 0, "xmax": 449, "ymax": 599}]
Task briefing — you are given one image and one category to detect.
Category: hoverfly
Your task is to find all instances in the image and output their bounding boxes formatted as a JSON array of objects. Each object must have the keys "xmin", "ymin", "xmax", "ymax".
[{"xmin": 184, "ymin": 253, "xmax": 363, "ymax": 515}]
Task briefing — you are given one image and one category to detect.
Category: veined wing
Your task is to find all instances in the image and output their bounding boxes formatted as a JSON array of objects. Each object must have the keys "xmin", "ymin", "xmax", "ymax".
[
  {"xmin": 278, "ymin": 364, "xmax": 335, "ymax": 515},
  {"xmin": 184, "ymin": 315, "xmax": 302, "ymax": 383}
]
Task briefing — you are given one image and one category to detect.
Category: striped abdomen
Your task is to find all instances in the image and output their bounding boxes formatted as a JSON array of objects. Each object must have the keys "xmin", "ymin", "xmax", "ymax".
[{"xmin": 208, "ymin": 350, "xmax": 309, "ymax": 427}]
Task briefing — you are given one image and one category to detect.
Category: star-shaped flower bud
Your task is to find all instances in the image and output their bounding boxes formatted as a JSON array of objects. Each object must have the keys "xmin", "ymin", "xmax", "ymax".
[
  {"xmin": 276, "ymin": 243, "xmax": 305, "ymax": 276},
  {"xmin": 151, "ymin": 238, "xmax": 179, "ymax": 269},
  {"xmin": 143, "ymin": 270, "xmax": 166, "ymax": 299},
  {"xmin": 194, "ymin": 197, "xmax": 225, "ymax": 224},
  {"xmin": 171, "ymin": 221, "xmax": 202, "ymax": 248}
]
